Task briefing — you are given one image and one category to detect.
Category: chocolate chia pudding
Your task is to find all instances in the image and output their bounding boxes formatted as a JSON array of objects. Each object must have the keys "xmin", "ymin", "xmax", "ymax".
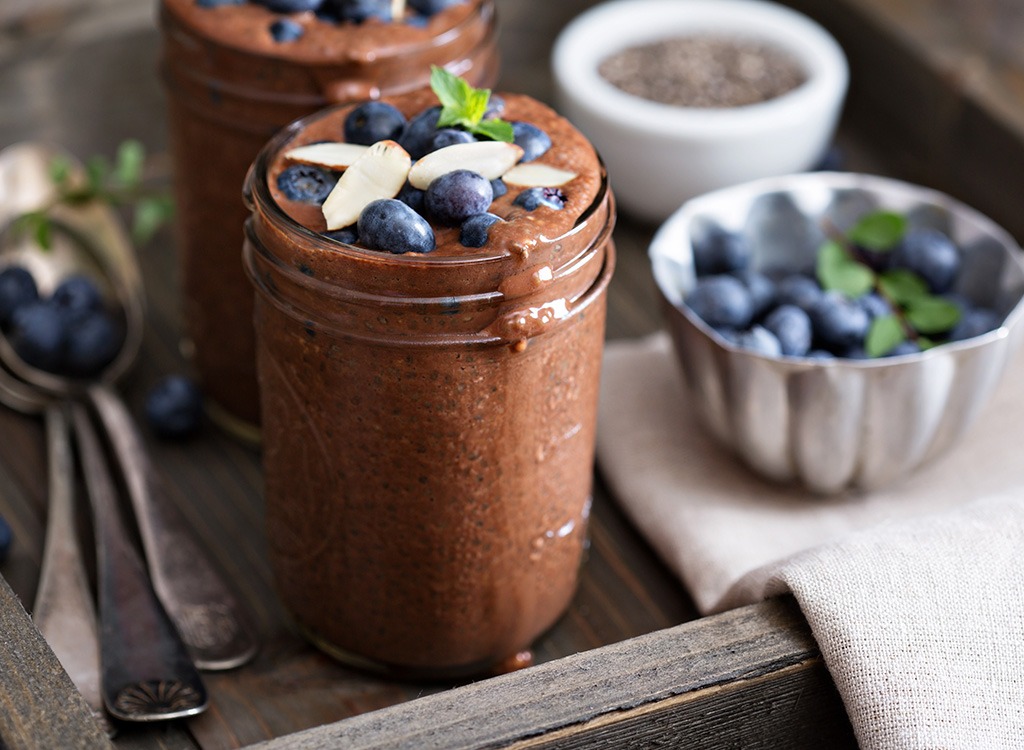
[
  {"xmin": 243, "ymin": 81, "xmax": 615, "ymax": 676},
  {"xmin": 159, "ymin": 0, "xmax": 499, "ymax": 439}
]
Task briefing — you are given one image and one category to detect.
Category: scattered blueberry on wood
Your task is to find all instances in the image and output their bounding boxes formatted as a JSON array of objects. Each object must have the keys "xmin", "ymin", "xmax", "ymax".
[{"xmin": 145, "ymin": 375, "xmax": 205, "ymax": 439}]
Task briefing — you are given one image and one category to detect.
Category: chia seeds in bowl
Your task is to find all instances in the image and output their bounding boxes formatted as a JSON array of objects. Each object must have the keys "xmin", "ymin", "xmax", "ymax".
[{"xmin": 598, "ymin": 35, "xmax": 808, "ymax": 109}]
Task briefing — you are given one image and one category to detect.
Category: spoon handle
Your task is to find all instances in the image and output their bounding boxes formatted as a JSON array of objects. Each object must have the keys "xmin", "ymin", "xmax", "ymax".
[
  {"xmin": 87, "ymin": 385, "xmax": 258, "ymax": 671},
  {"xmin": 32, "ymin": 405, "xmax": 113, "ymax": 736},
  {"xmin": 70, "ymin": 402, "xmax": 208, "ymax": 722}
]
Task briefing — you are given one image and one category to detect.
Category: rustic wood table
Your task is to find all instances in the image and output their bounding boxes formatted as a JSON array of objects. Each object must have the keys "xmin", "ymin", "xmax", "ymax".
[{"xmin": 1, "ymin": 0, "xmax": 1022, "ymax": 747}]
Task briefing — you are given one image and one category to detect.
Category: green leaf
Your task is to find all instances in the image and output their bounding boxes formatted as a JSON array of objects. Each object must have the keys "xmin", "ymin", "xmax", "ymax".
[
  {"xmin": 114, "ymin": 139, "xmax": 145, "ymax": 190},
  {"xmin": 34, "ymin": 215, "xmax": 52, "ymax": 250},
  {"xmin": 918, "ymin": 336, "xmax": 938, "ymax": 350},
  {"xmin": 817, "ymin": 239, "xmax": 875, "ymax": 297},
  {"xmin": 49, "ymin": 155, "xmax": 71, "ymax": 187},
  {"xmin": 905, "ymin": 296, "xmax": 961, "ymax": 334},
  {"xmin": 878, "ymin": 269, "xmax": 928, "ymax": 305},
  {"xmin": 847, "ymin": 210, "xmax": 907, "ymax": 251},
  {"xmin": 132, "ymin": 195, "xmax": 174, "ymax": 245},
  {"xmin": 85, "ymin": 154, "xmax": 109, "ymax": 195},
  {"xmin": 431, "ymin": 65, "xmax": 468, "ymax": 111},
  {"xmin": 430, "ymin": 64, "xmax": 513, "ymax": 142},
  {"xmin": 472, "ymin": 118, "xmax": 514, "ymax": 143},
  {"xmin": 866, "ymin": 314, "xmax": 906, "ymax": 357}
]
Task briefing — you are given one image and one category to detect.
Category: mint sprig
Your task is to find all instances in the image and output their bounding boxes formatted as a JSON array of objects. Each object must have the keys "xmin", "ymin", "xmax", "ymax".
[
  {"xmin": 430, "ymin": 66, "xmax": 514, "ymax": 143},
  {"xmin": 816, "ymin": 210, "xmax": 961, "ymax": 357},
  {"xmin": 12, "ymin": 140, "xmax": 174, "ymax": 249}
]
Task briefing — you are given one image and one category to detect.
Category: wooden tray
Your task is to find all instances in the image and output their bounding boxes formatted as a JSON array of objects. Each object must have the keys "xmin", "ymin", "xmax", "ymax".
[{"xmin": 0, "ymin": 0, "xmax": 1018, "ymax": 746}]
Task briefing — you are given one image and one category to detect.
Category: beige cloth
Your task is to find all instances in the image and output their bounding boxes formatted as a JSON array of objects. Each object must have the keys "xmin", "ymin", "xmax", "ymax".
[{"xmin": 596, "ymin": 333, "xmax": 1024, "ymax": 749}]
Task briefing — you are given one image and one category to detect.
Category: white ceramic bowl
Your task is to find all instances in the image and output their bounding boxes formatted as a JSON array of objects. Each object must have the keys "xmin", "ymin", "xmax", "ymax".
[
  {"xmin": 650, "ymin": 172, "xmax": 1024, "ymax": 494},
  {"xmin": 552, "ymin": 0, "xmax": 848, "ymax": 222}
]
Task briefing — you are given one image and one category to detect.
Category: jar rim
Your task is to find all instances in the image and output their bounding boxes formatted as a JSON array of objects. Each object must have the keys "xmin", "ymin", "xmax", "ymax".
[
  {"xmin": 160, "ymin": 0, "xmax": 496, "ymax": 67},
  {"xmin": 246, "ymin": 103, "xmax": 611, "ymax": 273}
]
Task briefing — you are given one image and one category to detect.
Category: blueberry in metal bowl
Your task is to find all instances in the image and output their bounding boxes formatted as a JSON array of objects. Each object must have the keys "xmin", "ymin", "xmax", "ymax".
[{"xmin": 649, "ymin": 172, "xmax": 1024, "ymax": 493}]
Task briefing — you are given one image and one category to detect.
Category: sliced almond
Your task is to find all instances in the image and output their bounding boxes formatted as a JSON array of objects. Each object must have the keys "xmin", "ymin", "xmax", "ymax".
[
  {"xmin": 501, "ymin": 163, "xmax": 578, "ymax": 188},
  {"xmin": 322, "ymin": 140, "xmax": 411, "ymax": 230},
  {"xmin": 284, "ymin": 142, "xmax": 370, "ymax": 170},
  {"xmin": 408, "ymin": 141, "xmax": 525, "ymax": 190},
  {"xmin": 391, "ymin": 0, "xmax": 406, "ymax": 18}
]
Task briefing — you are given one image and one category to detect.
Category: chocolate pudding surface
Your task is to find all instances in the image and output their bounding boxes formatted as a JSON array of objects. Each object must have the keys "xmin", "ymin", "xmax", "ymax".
[
  {"xmin": 160, "ymin": 0, "xmax": 499, "ymax": 434},
  {"xmin": 246, "ymin": 88, "xmax": 616, "ymax": 675}
]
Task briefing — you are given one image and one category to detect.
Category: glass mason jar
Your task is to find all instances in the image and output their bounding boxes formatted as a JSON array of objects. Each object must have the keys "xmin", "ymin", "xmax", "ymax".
[
  {"xmin": 242, "ymin": 104, "xmax": 616, "ymax": 678},
  {"xmin": 159, "ymin": 0, "xmax": 500, "ymax": 440}
]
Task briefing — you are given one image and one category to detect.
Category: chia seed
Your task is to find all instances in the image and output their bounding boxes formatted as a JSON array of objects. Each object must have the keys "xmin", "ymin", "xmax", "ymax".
[{"xmin": 598, "ymin": 35, "xmax": 807, "ymax": 109}]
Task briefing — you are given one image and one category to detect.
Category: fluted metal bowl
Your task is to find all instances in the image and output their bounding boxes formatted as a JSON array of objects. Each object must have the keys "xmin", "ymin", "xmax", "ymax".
[{"xmin": 650, "ymin": 172, "xmax": 1024, "ymax": 493}]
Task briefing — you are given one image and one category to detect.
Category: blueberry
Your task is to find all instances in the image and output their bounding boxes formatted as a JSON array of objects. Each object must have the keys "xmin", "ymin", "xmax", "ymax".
[
  {"xmin": 269, "ymin": 18, "xmax": 304, "ymax": 42},
  {"xmin": 323, "ymin": 0, "xmax": 391, "ymax": 23},
  {"xmin": 396, "ymin": 182, "xmax": 426, "ymax": 214},
  {"xmin": 324, "ymin": 227, "xmax": 359, "ymax": 244},
  {"xmin": 197, "ymin": 0, "xmax": 245, "ymax": 6},
  {"xmin": 344, "ymin": 101, "xmax": 407, "ymax": 146},
  {"xmin": 489, "ymin": 179, "xmax": 507, "ymax": 199},
  {"xmin": 513, "ymin": 187, "xmax": 566, "ymax": 211},
  {"xmin": 511, "ymin": 121, "xmax": 551, "ymax": 162},
  {"xmin": 408, "ymin": 0, "xmax": 465, "ymax": 16},
  {"xmin": 358, "ymin": 199, "xmax": 435, "ymax": 254},
  {"xmin": 684, "ymin": 275, "xmax": 754, "ymax": 330},
  {"xmin": 8, "ymin": 301, "xmax": 67, "ymax": 372},
  {"xmin": 857, "ymin": 292, "xmax": 892, "ymax": 321},
  {"xmin": 483, "ymin": 94, "xmax": 506, "ymax": 120},
  {"xmin": 0, "ymin": 266, "xmax": 38, "ymax": 326},
  {"xmin": 891, "ymin": 228, "xmax": 961, "ymax": 293},
  {"xmin": 460, "ymin": 213, "xmax": 502, "ymax": 248},
  {"xmin": 64, "ymin": 310, "xmax": 123, "ymax": 378},
  {"xmin": 277, "ymin": 164, "xmax": 337, "ymax": 204},
  {"xmin": 253, "ymin": 0, "xmax": 323, "ymax": 11},
  {"xmin": 809, "ymin": 291, "xmax": 870, "ymax": 352},
  {"xmin": 146, "ymin": 375, "xmax": 204, "ymax": 439},
  {"xmin": 884, "ymin": 340, "xmax": 922, "ymax": 357},
  {"xmin": 692, "ymin": 227, "xmax": 750, "ymax": 276},
  {"xmin": 733, "ymin": 269, "xmax": 775, "ymax": 319},
  {"xmin": 0, "ymin": 515, "xmax": 11, "ymax": 564},
  {"xmin": 425, "ymin": 169, "xmax": 493, "ymax": 226},
  {"xmin": 948, "ymin": 306, "xmax": 1001, "ymax": 342},
  {"xmin": 52, "ymin": 274, "xmax": 104, "ymax": 324},
  {"xmin": 398, "ymin": 106, "xmax": 441, "ymax": 159},
  {"xmin": 776, "ymin": 274, "xmax": 823, "ymax": 313},
  {"xmin": 813, "ymin": 144, "xmax": 845, "ymax": 172},
  {"xmin": 431, "ymin": 128, "xmax": 475, "ymax": 151},
  {"xmin": 763, "ymin": 304, "xmax": 812, "ymax": 357},
  {"xmin": 735, "ymin": 325, "xmax": 782, "ymax": 357}
]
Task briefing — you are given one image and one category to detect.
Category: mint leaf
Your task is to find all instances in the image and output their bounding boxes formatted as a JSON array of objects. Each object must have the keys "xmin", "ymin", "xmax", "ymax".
[
  {"xmin": 430, "ymin": 65, "xmax": 514, "ymax": 143},
  {"xmin": 49, "ymin": 156, "xmax": 71, "ymax": 187},
  {"xmin": 132, "ymin": 195, "xmax": 174, "ymax": 245},
  {"xmin": 473, "ymin": 118, "xmax": 514, "ymax": 142},
  {"xmin": 114, "ymin": 139, "xmax": 145, "ymax": 190},
  {"xmin": 86, "ymin": 155, "xmax": 109, "ymax": 194},
  {"xmin": 847, "ymin": 210, "xmax": 906, "ymax": 251},
  {"xmin": 905, "ymin": 296, "xmax": 961, "ymax": 334},
  {"xmin": 817, "ymin": 239, "xmax": 875, "ymax": 297},
  {"xmin": 878, "ymin": 269, "xmax": 928, "ymax": 305},
  {"xmin": 866, "ymin": 314, "xmax": 906, "ymax": 357}
]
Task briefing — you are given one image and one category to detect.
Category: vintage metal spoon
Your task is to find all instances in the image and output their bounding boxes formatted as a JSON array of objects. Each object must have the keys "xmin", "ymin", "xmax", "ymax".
[
  {"xmin": 0, "ymin": 364, "xmax": 111, "ymax": 735},
  {"xmin": 69, "ymin": 401, "xmax": 208, "ymax": 722},
  {"xmin": 0, "ymin": 142, "xmax": 258, "ymax": 671}
]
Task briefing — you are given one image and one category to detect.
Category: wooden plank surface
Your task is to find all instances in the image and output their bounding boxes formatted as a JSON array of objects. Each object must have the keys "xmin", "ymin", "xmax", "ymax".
[{"xmin": 248, "ymin": 598, "xmax": 854, "ymax": 750}]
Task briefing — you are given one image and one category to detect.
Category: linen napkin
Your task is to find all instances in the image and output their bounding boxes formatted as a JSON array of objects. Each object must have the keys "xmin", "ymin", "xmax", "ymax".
[{"xmin": 596, "ymin": 333, "xmax": 1024, "ymax": 749}]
